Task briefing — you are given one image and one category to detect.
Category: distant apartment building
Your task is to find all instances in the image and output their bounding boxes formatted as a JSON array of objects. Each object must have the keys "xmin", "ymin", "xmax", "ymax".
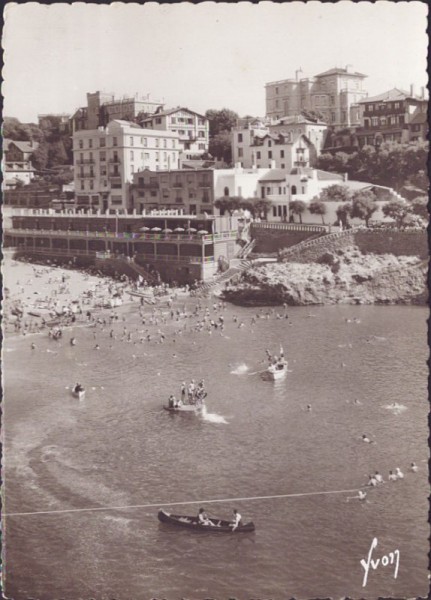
[
  {"xmin": 232, "ymin": 115, "xmax": 327, "ymax": 168},
  {"xmin": 140, "ymin": 107, "xmax": 209, "ymax": 157},
  {"xmin": 73, "ymin": 120, "xmax": 181, "ymax": 211},
  {"xmin": 130, "ymin": 168, "xmax": 214, "ymax": 215},
  {"xmin": 70, "ymin": 91, "xmax": 165, "ymax": 133},
  {"xmin": 355, "ymin": 86, "xmax": 428, "ymax": 147},
  {"xmin": 3, "ymin": 139, "xmax": 39, "ymax": 189},
  {"xmin": 265, "ymin": 66, "xmax": 368, "ymax": 126}
]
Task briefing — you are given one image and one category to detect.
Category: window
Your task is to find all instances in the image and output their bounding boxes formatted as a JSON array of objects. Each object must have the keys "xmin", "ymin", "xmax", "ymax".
[
  {"xmin": 155, "ymin": 152, "xmax": 159, "ymax": 161},
  {"xmin": 281, "ymin": 163, "xmax": 285, "ymax": 169},
  {"xmin": 100, "ymin": 151, "xmax": 106, "ymax": 161},
  {"xmin": 113, "ymin": 137, "xmax": 118, "ymax": 147},
  {"xmin": 273, "ymin": 206, "xmax": 277, "ymax": 217},
  {"xmin": 368, "ymin": 105, "xmax": 373, "ymax": 113},
  {"xmin": 224, "ymin": 186, "xmax": 229, "ymax": 196},
  {"xmin": 278, "ymin": 187, "xmax": 282, "ymax": 195},
  {"xmin": 79, "ymin": 140, "xmax": 83, "ymax": 149},
  {"xmin": 143, "ymin": 138, "xmax": 147, "ymax": 147},
  {"xmin": 301, "ymin": 186, "xmax": 305, "ymax": 194},
  {"xmin": 364, "ymin": 119, "xmax": 370, "ymax": 128},
  {"xmin": 238, "ymin": 148, "xmax": 243, "ymax": 157},
  {"xmin": 371, "ymin": 117, "xmax": 379, "ymax": 126},
  {"xmin": 291, "ymin": 185, "xmax": 297, "ymax": 195},
  {"xmin": 80, "ymin": 152, "xmax": 84, "ymax": 162},
  {"xmin": 89, "ymin": 139, "xmax": 93, "ymax": 148},
  {"xmin": 275, "ymin": 86, "xmax": 279, "ymax": 95},
  {"xmin": 280, "ymin": 150, "xmax": 284, "ymax": 158},
  {"xmin": 90, "ymin": 180, "xmax": 94, "ymax": 190},
  {"xmin": 275, "ymin": 99, "xmax": 279, "ymax": 108},
  {"xmin": 256, "ymin": 151, "xmax": 261, "ymax": 159},
  {"xmin": 171, "ymin": 117, "xmax": 176, "ymax": 124},
  {"xmin": 394, "ymin": 102, "xmax": 400, "ymax": 109},
  {"xmin": 163, "ymin": 139, "xmax": 167, "ymax": 148},
  {"xmin": 380, "ymin": 117, "xmax": 386, "ymax": 126},
  {"xmin": 172, "ymin": 140, "xmax": 176, "ymax": 148},
  {"xmin": 130, "ymin": 151, "xmax": 134, "ymax": 160},
  {"xmin": 199, "ymin": 131, "xmax": 205, "ymax": 138},
  {"xmin": 155, "ymin": 138, "xmax": 159, "ymax": 147},
  {"xmin": 268, "ymin": 140, "xmax": 272, "ymax": 147},
  {"xmin": 198, "ymin": 143, "xmax": 205, "ymax": 150},
  {"xmin": 80, "ymin": 180, "xmax": 85, "ymax": 190},
  {"xmin": 100, "ymin": 138, "xmax": 106, "ymax": 147},
  {"xmin": 238, "ymin": 133, "xmax": 243, "ymax": 143},
  {"xmin": 266, "ymin": 187, "xmax": 271, "ymax": 194},
  {"xmin": 130, "ymin": 137, "xmax": 134, "ymax": 146},
  {"xmin": 399, "ymin": 115, "xmax": 405, "ymax": 125},
  {"xmin": 156, "ymin": 118, "xmax": 162, "ymax": 124},
  {"xmin": 268, "ymin": 151, "xmax": 272, "ymax": 159},
  {"xmin": 331, "ymin": 113, "xmax": 336, "ymax": 122}
]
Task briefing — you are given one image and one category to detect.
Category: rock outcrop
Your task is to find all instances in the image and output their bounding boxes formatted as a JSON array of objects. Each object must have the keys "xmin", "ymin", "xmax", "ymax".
[{"xmin": 221, "ymin": 246, "xmax": 428, "ymax": 306}]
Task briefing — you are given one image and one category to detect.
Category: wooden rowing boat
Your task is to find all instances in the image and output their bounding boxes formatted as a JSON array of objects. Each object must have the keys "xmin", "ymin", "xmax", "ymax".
[
  {"xmin": 163, "ymin": 403, "xmax": 204, "ymax": 413},
  {"xmin": 158, "ymin": 509, "xmax": 255, "ymax": 533}
]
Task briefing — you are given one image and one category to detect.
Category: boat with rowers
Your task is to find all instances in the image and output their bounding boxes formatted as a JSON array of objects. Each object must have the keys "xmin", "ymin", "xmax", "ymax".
[
  {"xmin": 158, "ymin": 509, "xmax": 255, "ymax": 533},
  {"xmin": 71, "ymin": 383, "xmax": 85, "ymax": 400},
  {"xmin": 265, "ymin": 345, "xmax": 288, "ymax": 380},
  {"xmin": 163, "ymin": 379, "xmax": 207, "ymax": 413}
]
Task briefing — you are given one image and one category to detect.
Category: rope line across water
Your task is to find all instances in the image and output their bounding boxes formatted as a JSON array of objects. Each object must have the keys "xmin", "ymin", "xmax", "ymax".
[{"xmin": 4, "ymin": 487, "xmax": 366, "ymax": 517}]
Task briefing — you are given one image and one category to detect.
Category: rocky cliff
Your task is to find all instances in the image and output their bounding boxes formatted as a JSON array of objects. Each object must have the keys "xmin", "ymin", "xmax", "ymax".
[{"xmin": 222, "ymin": 246, "xmax": 428, "ymax": 306}]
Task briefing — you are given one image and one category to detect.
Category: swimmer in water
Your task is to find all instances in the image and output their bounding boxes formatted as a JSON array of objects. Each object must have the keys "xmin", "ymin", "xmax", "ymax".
[
  {"xmin": 388, "ymin": 470, "xmax": 398, "ymax": 481},
  {"xmin": 374, "ymin": 471, "xmax": 384, "ymax": 484},
  {"xmin": 347, "ymin": 490, "xmax": 367, "ymax": 502},
  {"xmin": 395, "ymin": 467, "xmax": 404, "ymax": 479},
  {"xmin": 306, "ymin": 404, "xmax": 312, "ymax": 412},
  {"xmin": 31, "ymin": 342, "xmax": 36, "ymax": 350},
  {"xmin": 362, "ymin": 434, "xmax": 374, "ymax": 444},
  {"xmin": 367, "ymin": 475, "xmax": 378, "ymax": 487},
  {"xmin": 410, "ymin": 462, "xmax": 419, "ymax": 473}
]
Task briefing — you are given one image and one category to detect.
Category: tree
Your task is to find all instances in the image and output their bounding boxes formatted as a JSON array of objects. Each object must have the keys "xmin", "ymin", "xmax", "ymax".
[
  {"xmin": 382, "ymin": 200, "xmax": 412, "ymax": 228},
  {"xmin": 205, "ymin": 108, "xmax": 239, "ymax": 137},
  {"xmin": 31, "ymin": 140, "xmax": 49, "ymax": 170},
  {"xmin": 315, "ymin": 151, "xmax": 350, "ymax": 175},
  {"xmin": 253, "ymin": 198, "xmax": 272, "ymax": 220},
  {"xmin": 290, "ymin": 200, "xmax": 306, "ymax": 224},
  {"xmin": 214, "ymin": 196, "xmax": 241, "ymax": 216},
  {"xmin": 208, "ymin": 131, "xmax": 232, "ymax": 164},
  {"xmin": 350, "ymin": 190, "xmax": 378, "ymax": 227},
  {"xmin": 318, "ymin": 184, "xmax": 352, "ymax": 203},
  {"xmin": 411, "ymin": 196, "xmax": 428, "ymax": 220},
  {"xmin": 309, "ymin": 200, "xmax": 327, "ymax": 224},
  {"xmin": 335, "ymin": 203, "xmax": 352, "ymax": 228},
  {"xmin": 408, "ymin": 170, "xmax": 429, "ymax": 191}
]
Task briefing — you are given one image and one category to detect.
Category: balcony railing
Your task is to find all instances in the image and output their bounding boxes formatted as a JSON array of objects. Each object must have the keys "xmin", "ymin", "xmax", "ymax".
[
  {"xmin": 109, "ymin": 158, "xmax": 121, "ymax": 163},
  {"xmin": 7, "ymin": 228, "xmax": 217, "ymax": 242},
  {"xmin": 137, "ymin": 182, "xmax": 159, "ymax": 189},
  {"xmin": 76, "ymin": 159, "xmax": 95, "ymax": 165}
]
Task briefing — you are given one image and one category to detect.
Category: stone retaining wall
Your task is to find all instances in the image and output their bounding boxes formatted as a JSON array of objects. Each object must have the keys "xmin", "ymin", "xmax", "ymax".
[
  {"xmin": 282, "ymin": 229, "xmax": 428, "ymax": 263},
  {"xmin": 252, "ymin": 225, "xmax": 325, "ymax": 253}
]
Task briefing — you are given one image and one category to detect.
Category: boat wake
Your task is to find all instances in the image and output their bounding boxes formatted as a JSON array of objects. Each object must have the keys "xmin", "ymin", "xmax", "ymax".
[
  {"xmin": 230, "ymin": 362, "xmax": 249, "ymax": 375},
  {"xmin": 201, "ymin": 407, "xmax": 228, "ymax": 424},
  {"xmin": 383, "ymin": 403, "xmax": 407, "ymax": 414}
]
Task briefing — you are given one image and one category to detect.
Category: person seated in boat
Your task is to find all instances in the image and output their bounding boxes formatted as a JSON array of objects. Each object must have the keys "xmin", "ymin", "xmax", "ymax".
[
  {"xmin": 198, "ymin": 508, "xmax": 215, "ymax": 526},
  {"xmin": 188, "ymin": 381, "xmax": 196, "ymax": 404},
  {"xmin": 74, "ymin": 383, "xmax": 84, "ymax": 393},
  {"xmin": 230, "ymin": 509, "xmax": 242, "ymax": 531},
  {"xmin": 174, "ymin": 397, "xmax": 183, "ymax": 408},
  {"xmin": 168, "ymin": 395, "xmax": 176, "ymax": 408}
]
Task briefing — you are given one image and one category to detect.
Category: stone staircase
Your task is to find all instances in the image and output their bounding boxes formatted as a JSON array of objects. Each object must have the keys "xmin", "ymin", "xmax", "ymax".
[
  {"xmin": 236, "ymin": 238, "xmax": 256, "ymax": 259},
  {"xmin": 196, "ymin": 258, "xmax": 254, "ymax": 296}
]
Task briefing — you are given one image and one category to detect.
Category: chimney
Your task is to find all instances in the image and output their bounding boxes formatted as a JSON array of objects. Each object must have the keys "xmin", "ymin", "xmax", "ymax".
[
  {"xmin": 420, "ymin": 86, "xmax": 425, "ymax": 99},
  {"xmin": 410, "ymin": 83, "xmax": 415, "ymax": 97},
  {"xmin": 345, "ymin": 64, "xmax": 353, "ymax": 74},
  {"xmin": 295, "ymin": 68, "xmax": 303, "ymax": 81}
]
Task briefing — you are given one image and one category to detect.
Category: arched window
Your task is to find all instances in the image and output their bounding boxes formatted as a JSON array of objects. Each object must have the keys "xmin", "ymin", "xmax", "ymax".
[
  {"xmin": 291, "ymin": 185, "xmax": 297, "ymax": 195},
  {"xmin": 224, "ymin": 187, "xmax": 229, "ymax": 197}
]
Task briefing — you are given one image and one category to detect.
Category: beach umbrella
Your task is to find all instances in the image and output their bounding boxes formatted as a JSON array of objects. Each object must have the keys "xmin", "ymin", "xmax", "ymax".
[
  {"xmin": 188, "ymin": 227, "xmax": 197, "ymax": 233},
  {"xmin": 198, "ymin": 230, "xmax": 209, "ymax": 234},
  {"xmin": 139, "ymin": 226, "xmax": 150, "ymax": 231},
  {"xmin": 151, "ymin": 227, "xmax": 162, "ymax": 231},
  {"xmin": 174, "ymin": 227, "xmax": 185, "ymax": 232},
  {"xmin": 163, "ymin": 228, "xmax": 173, "ymax": 233}
]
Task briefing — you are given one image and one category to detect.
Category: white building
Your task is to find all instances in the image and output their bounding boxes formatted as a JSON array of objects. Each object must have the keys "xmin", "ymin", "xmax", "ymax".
[
  {"xmin": 232, "ymin": 115, "xmax": 327, "ymax": 170},
  {"xmin": 73, "ymin": 120, "xmax": 181, "ymax": 211},
  {"xmin": 140, "ymin": 107, "xmax": 209, "ymax": 158}
]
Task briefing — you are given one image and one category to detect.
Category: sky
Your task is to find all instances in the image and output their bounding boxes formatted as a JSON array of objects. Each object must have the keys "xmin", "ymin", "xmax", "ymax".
[{"xmin": 2, "ymin": 1, "xmax": 429, "ymax": 123}]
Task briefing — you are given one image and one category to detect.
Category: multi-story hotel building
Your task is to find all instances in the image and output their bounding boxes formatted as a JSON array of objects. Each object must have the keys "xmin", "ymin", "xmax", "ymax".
[
  {"xmin": 3, "ymin": 139, "xmax": 39, "ymax": 189},
  {"xmin": 130, "ymin": 168, "xmax": 215, "ymax": 215},
  {"xmin": 265, "ymin": 66, "xmax": 368, "ymax": 126},
  {"xmin": 354, "ymin": 87, "xmax": 428, "ymax": 147},
  {"xmin": 73, "ymin": 120, "xmax": 181, "ymax": 212},
  {"xmin": 70, "ymin": 91, "xmax": 165, "ymax": 133},
  {"xmin": 140, "ymin": 107, "xmax": 209, "ymax": 157}
]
